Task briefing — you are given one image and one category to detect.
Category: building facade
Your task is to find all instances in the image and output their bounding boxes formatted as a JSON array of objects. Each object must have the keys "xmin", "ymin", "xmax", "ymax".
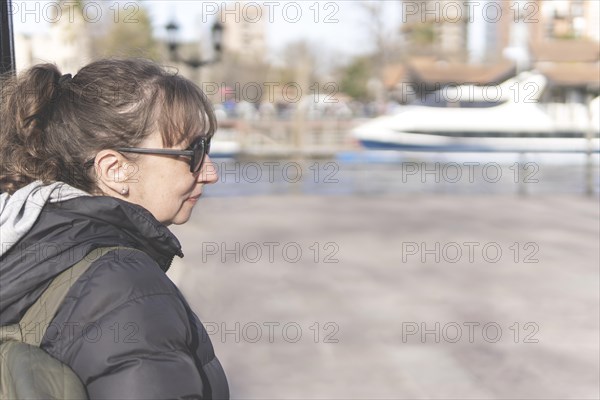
[{"xmin": 15, "ymin": 2, "xmax": 93, "ymax": 73}]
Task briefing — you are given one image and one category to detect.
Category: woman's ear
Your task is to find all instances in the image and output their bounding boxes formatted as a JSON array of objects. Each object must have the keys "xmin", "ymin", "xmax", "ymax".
[{"xmin": 93, "ymin": 150, "xmax": 134, "ymax": 197}]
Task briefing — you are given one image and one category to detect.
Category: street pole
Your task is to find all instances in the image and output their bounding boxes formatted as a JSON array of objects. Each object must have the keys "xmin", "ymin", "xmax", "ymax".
[{"xmin": 1, "ymin": 0, "xmax": 16, "ymax": 75}]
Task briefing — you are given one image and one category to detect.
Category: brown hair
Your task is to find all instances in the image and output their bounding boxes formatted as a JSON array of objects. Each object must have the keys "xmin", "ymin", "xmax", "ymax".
[{"xmin": 0, "ymin": 58, "xmax": 216, "ymax": 195}]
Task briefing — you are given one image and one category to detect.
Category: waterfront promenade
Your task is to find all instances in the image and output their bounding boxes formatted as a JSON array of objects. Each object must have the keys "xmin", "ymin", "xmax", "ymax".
[{"xmin": 169, "ymin": 194, "xmax": 599, "ymax": 399}]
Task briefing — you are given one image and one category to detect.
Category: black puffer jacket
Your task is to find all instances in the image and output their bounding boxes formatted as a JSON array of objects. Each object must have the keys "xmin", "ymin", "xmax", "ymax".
[{"xmin": 0, "ymin": 195, "xmax": 229, "ymax": 399}]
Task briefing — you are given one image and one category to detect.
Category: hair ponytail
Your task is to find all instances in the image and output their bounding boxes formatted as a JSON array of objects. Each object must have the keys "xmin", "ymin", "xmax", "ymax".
[
  {"xmin": 1, "ymin": 64, "xmax": 64, "ymax": 194},
  {"xmin": 17, "ymin": 64, "xmax": 62, "ymax": 135}
]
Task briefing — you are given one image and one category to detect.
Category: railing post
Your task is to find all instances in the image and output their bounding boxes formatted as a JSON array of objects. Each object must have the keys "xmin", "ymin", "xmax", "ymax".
[
  {"xmin": 518, "ymin": 152, "xmax": 528, "ymax": 197},
  {"xmin": 585, "ymin": 92, "xmax": 595, "ymax": 196}
]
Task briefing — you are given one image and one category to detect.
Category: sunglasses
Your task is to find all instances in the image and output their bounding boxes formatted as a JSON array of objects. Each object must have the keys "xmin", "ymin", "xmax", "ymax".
[{"xmin": 84, "ymin": 136, "xmax": 211, "ymax": 173}]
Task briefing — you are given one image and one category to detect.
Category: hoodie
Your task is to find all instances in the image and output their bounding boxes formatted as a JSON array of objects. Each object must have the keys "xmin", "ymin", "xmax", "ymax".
[
  {"xmin": 0, "ymin": 181, "xmax": 228, "ymax": 399},
  {"xmin": 0, "ymin": 180, "xmax": 90, "ymax": 257}
]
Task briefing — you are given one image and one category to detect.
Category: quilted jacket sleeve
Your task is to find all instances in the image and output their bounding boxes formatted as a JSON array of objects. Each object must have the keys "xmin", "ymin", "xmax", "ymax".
[{"xmin": 41, "ymin": 249, "xmax": 220, "ymax": 400}]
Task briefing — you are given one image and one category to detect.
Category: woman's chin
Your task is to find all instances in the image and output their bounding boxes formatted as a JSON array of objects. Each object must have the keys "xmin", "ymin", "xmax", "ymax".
[{"xmin": 169, "ymin": 208, "xmax": 195, "ymax": 226}]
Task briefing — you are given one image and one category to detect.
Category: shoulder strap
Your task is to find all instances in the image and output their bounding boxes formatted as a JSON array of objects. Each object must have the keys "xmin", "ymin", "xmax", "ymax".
[{"xmin": 9, "ymin": 246, "xmax": 137, "ymax": 347}]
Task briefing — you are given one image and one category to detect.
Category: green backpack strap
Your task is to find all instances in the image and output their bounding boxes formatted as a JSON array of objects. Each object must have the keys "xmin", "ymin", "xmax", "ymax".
[
  {"xmin": 0, "ymin": 246, "xmax": 135, "ymax": 347},
  {"xmin": 0, "ymin": 246, "xmax": 140, "ymax": 400}
]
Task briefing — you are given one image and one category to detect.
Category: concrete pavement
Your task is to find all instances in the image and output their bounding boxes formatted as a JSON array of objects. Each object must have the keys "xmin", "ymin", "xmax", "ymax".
[{"xmin": 168, "ymin": 194, "xmax": 600, "ymax": 399}]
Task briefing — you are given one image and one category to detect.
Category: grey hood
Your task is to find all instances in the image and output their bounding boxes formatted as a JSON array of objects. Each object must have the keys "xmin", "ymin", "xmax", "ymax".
[{"xmin": 0, "ymin": 181, "xmax": 90, "ymax": 257}]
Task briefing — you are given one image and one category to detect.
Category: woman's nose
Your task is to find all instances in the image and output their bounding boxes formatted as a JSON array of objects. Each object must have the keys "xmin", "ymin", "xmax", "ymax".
[{"xmin": 198, "ymin": 155, "xmax": 219, "ymax": 184}]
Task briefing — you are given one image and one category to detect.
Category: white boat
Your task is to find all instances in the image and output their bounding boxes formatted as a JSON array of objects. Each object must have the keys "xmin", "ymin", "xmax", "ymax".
[
  {"xmin": 209, "ymin": 135, "xmax": 241, "ymax": 158},
  {"xmin": 352, "ymin": 72, "xmax": 600, "ymax": 153}
]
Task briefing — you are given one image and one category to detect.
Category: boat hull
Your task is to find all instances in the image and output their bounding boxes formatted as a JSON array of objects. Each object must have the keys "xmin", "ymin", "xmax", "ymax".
[{"xmin": 358, "ymin": 131, "xmax": 600, "ymax": 153}]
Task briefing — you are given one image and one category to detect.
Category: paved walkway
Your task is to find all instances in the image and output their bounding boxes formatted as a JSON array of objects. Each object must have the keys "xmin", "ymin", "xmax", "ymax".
[{"xmin": 168, "ymin": 194, "xmax": 600, "ymax": 399}]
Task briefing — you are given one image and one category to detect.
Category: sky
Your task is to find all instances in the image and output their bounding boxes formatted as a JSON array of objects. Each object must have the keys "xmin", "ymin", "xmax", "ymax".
[
  {"xmin": 11, "ymin": 0, "xmax": 402, "ymax": 63},
  {"xmin": 146, "ymin": 1, "xmax": 400, "ymax": 55}
]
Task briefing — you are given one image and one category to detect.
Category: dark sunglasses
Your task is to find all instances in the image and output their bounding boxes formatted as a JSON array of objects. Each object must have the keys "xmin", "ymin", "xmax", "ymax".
[{"xmin": 85, "ymin": 137, "xmax": 211, "ymax": 173}]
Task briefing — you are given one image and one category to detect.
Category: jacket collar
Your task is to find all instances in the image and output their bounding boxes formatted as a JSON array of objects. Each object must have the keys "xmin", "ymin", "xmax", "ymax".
[
  {"xmin": 0, "ymin": 192, "xmax": 183, "ymax": 324},
  {"xmin": 46, "ymin": 195, "xmax": 184, "ymax": 270}
]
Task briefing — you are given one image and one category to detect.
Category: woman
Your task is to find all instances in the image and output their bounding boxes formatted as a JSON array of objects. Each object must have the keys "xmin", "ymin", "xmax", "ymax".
[{"xmin": 0, "ymin": 59, "xmax": 229, "ymax": 399}]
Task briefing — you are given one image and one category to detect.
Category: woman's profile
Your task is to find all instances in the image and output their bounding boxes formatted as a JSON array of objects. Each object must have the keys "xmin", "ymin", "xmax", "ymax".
[{"xmin": 0, "ymin": 58, "xmax": 229, "ymax": 399}]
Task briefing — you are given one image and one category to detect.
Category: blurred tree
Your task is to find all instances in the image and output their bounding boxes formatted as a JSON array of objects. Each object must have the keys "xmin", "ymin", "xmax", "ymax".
[
  {"xmin": 213, "ymin": 39, "xmax": 320, "ymax": 105},
  {"xmin": 281, "ymin": 40, "xmax": 321, "ymax": 83},
  {"xmin": 401, "ymin": 21, "xmax": 437, "ymax": 54},
  {"xmin": 207, "ymin": 49, "xmax": 271, "ymax": 104},
  {"xmin": 93, "ymin": 1, "xmax": 159, "ymax": 60},
  {"xmin": 60, "ymin": 0, "xmax": 85, "ymax": 9},
  {"xmin": 360, "ymin": 2, "xmax": 386, "ymax": 66},
  {"xmin": 412, "ymin": 22, "xmax": 437, "ymax": 46},
  {"xmin": 339, "ymin": 56, "xmax": 373, "ymax": 101},
  {"xmin": 357, "ymin": 1, "xmax": 398, "ymax": 113}
]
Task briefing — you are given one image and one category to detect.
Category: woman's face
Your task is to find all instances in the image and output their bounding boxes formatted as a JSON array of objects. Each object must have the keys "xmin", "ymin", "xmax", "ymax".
[{"xmin": 123, "ymin": 130, "xmax": 218, "ymax": 226}]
